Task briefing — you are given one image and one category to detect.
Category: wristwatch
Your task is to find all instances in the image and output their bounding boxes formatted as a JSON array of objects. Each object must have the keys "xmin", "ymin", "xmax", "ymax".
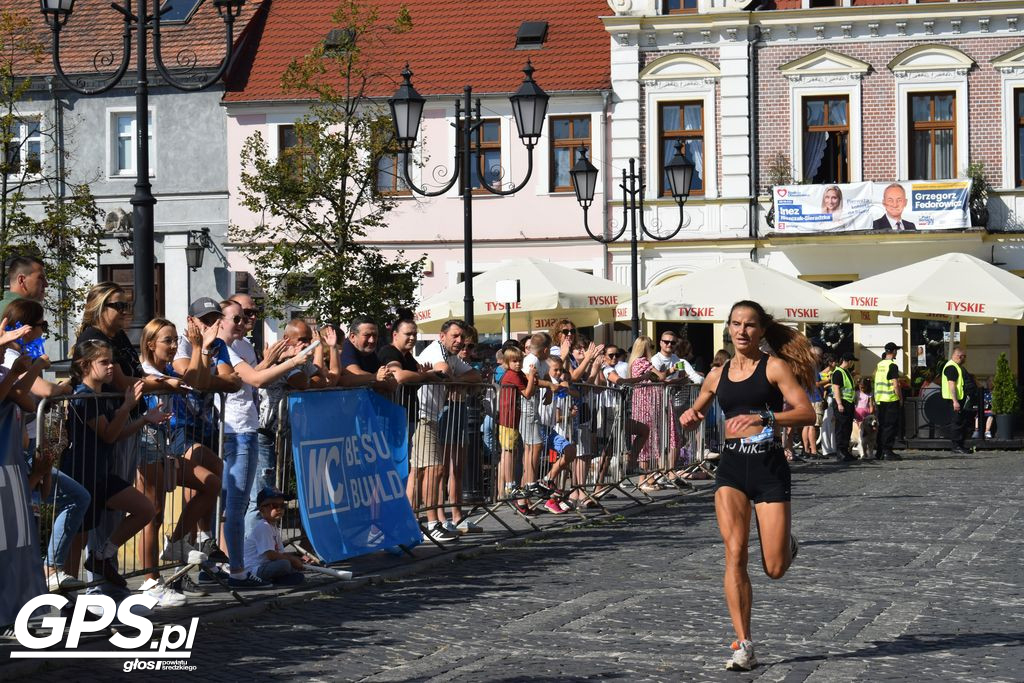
[
  {"xmin": 758, "ymin": 410, "xmax": 775, "ymax": 428},
  {"xmin": 201, "ymin": 347, "xmax": 214, "ymax": 356}
]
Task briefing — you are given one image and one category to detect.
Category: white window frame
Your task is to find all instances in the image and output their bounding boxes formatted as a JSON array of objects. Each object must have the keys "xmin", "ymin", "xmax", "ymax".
[
  {"xmin": 645, "ymin": 87, "xmax": 718, "ymax": 201},
  {"xmin": 790, "ymin": 84, "xmax": 862, "ymax": 184},
  {"xmin": 5, "ymin": 114, "xmax": 44, "ymax": 178},
  {"xmin": 895, "ymin": 80, "xmax": 967, "ymax": 181},
  {"xmin": 106, "ymin": 108, "xmax": 156, "ymax": 178},
  {"xmin": 996, "ymin": 61, "xmax": 1024, "ymax": 190},
  {"xmin": 535, "ymin": 109, "xmax": 602, "ymax": 198}
]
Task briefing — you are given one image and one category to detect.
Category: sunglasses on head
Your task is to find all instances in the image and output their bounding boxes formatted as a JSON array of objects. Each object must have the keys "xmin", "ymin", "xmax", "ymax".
[{"xmin": 105, "ymin": 301, "xmax": 130, "ymax": 313}]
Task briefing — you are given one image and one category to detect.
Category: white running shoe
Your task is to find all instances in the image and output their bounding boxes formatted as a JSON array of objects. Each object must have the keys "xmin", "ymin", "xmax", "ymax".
[
  {"xmin": 144, "ymin": 580, "xmax": 187, "ymax": 608},
  {"xmin": 46, "ymin": 571, "xmax": 86, "ymax": 592},
  {"xmin": 160, "ymin": 536, "xmax": 208, "ymax": 565},
  {"xmin": 456, "ymin": 519, "xmax": 483, "ymax": 534},
  {"xmin": 441, "ymin": 521, "xmax": 458, "ymax": 534},
  {"xmin": 725, "ymin": 640, "xmax": 758, "ymax": 671}
]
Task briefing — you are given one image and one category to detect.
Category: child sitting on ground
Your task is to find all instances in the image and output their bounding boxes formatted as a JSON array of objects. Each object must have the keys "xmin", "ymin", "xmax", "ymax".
[
  {"xmin": 498, "ymin": 347, "xmax": 536, "ymax": 501},
  {"xmin": 243, "ymin": 487, "xmax": 309, "ymax": 586}
]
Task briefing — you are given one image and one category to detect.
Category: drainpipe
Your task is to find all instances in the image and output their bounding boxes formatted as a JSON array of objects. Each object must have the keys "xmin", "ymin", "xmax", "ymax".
[
  {"xmin": 748, "ymin": 25, "xmax": 761, "ymax": 243},
  {"xmin": 46, "ymin": 76, "xmax": 70, "ymax": 358}
]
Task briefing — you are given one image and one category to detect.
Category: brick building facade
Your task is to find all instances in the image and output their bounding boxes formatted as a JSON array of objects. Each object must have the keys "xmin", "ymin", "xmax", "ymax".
[{"xmin": 603, "ymin": 0, "xmax": 1024, "ymax": 382}]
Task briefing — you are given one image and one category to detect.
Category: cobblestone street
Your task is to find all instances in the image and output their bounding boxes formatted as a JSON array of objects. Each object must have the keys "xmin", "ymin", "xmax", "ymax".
[{"xmin": 26, "ymin": 450, "xmax": 1024, "ymax": 682}]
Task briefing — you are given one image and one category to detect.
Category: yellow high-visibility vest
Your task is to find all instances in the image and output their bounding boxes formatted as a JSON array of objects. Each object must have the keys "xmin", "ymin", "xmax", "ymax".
[
  {"xmin": 874, "ymin": 359, "xmax": 899, "ymax": 403},
  {"xmin": 941, "ymin": 360, "xmax": 964, "ymax": 401},
  {"xmin": 835, "ymin": 366, "xmax": 855, "ymax": 403}
]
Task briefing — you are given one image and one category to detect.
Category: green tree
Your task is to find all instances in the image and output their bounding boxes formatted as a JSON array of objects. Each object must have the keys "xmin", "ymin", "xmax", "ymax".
[
  {"xmin": 991, "ymin": 352, "xmax": 1019, "ymax": 415},
  {"xmin": 0, "ymin": 10, "xmax": 104, "ymax": 332},
  {"xmin": 230, "ymin": 1, "xmax": 423, "ymax": 326}
]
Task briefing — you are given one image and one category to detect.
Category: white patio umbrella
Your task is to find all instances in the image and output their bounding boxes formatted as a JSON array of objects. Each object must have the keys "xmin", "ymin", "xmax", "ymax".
[
  {"xmin": 414, "ymin": 257, "xmax": 630, "ymax": 334},
  {"xmin": 824, "ymin": 253, "xmax": 1024, "ymax": 323},
  {"xmin": 617, "ymin": 260, "xmax": 850, "ymax": 324},
  {"xmin": 824, "ymin": 252, "xmax": 1024, "ymax": 354}
]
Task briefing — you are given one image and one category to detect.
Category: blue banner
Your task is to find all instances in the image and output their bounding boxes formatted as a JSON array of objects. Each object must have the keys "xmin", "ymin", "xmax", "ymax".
[{"xmin": 289, "ymin": 389, "xmax": 420, "ymax": 563}]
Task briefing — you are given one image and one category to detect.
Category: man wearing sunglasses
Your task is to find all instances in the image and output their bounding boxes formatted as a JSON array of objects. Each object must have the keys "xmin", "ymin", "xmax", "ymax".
[{"xmin": 651, "ymin": 330, "xmax": 704, "ymax": 385}]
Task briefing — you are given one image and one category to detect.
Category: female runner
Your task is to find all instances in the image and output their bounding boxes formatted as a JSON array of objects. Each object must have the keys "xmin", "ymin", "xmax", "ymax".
[{"xmin": 680, "ymin": 300, "xmax": 816, "ymax": 671}]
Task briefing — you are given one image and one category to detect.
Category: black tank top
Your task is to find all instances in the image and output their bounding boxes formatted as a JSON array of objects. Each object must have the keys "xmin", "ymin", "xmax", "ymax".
[{"xmin": 716, "ymin": 354, "xmax": 784, "ymax": 419}]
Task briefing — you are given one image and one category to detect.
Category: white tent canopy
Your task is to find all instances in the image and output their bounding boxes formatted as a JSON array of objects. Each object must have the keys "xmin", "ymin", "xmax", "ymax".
[
  {"xmin": 414, "ymin": 257, "xmax": 630, "ymax": 334},
  {"xmin": 617, "ymin": 260, "xmax": 850, "ymax": 324},
  {"xmin": 824, "ymin": 252, "xmax": 1024, "ymax": 324}
]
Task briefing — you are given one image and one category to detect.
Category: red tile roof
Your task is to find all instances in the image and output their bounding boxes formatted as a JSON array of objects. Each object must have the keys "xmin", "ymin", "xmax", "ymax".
[
  {"xmin": 0, "ymin": 0, "xmax": 262, "ymax": 80},
  {"xmin": 223, "ymin": 0, "xmax": 612, "ymax": 103}
]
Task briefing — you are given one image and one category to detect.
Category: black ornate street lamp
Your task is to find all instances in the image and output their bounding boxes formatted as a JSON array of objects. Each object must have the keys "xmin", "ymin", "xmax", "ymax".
[
  {"xmin": 571, "ymin": 142, "xmax": 694, "ymax": 340},
  {"xmin": 40, "ymin": 0, "xmax": 245, "ymax": 340},
  {"xmin": 389, "ymin": 62, "xmax": 549, "ymax": 326}
]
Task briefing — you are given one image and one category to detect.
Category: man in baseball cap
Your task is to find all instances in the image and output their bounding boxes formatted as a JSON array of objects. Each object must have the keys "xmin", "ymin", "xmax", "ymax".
[
  {"xmin": 188, "ymin": 297, "xmax": 223, "ymax": 321},
  {"xmin": 874, "ymin": 342, "xmax": 903, "ymax": 460}
]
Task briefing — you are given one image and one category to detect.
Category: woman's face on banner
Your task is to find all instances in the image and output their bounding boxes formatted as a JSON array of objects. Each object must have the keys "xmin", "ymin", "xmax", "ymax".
[{"xmin": 823, "ymin": 189, "xmax": 841, "ymax": 213}]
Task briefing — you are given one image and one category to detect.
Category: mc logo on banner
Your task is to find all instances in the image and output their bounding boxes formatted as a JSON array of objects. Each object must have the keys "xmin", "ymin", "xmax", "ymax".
[{"xmin": 288, "ymin": 389, "xmax": 421, "ymax": 563}]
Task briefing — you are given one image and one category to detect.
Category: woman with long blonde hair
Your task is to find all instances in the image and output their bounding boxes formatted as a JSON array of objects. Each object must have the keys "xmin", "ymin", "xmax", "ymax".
[
  {"xmin": 680, "ymin": 300, "xmax": 815, "ymax": 671},
  {"xmin": 626, "ymin": 336, "xmax": 670, "ymax": 489}
]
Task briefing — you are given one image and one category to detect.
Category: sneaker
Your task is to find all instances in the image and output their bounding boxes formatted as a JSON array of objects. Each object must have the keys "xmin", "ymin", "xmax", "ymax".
[
  {"xmin": 226, "ymin": 573, "xmax": 274, "ymax": 590},
  {"xmin": 197, "ymin": 538, "xmax": 229, "ymax": 564},
  {"xmin": 513, "ymin": 502, "xmax": 537, "ymax": 517},
  {"xmin": 137, "ymin": 577, "xmax": 161, "ymax": 593},
  {"xmin": 160, "ymin": 537, "xmax": 208, "ymax": 565},
  {"xmin": 47, "ymin": 571, "xmax": 86, "ymax": 592},
  {"xmin": 544, "ymin": 499, "xmax": 566, "ymax": 515},
  {"xmin": 196, "ymin": 567, "xmax": 230, "ymax": 586},
  {"xmin": 83, "ymin": 553, "xmax": 127, "ymax": 589},
  {"xmin": 428, "ymin": 522, "xmax": 459, "ymax": 542},
  {"xmin": 725, "ymin": 639, "xmax": 758, "ymax": 671},
  {"xmin": 985, "ymin": 431, "xmax": 992, "ymax": 439},
  {"xmin": 533, "ymin": 479, "xmax": 556, "ymax": 497},
  {"xmin": 790, "ymin": 534, "xmax": 799, "ymax": 562},
  {"xmin": 441, "ymin": 520, "xmax": 458, "ymax": 535},
  {"xmin": 171, "ymin": 574, "xmax": 209, "ymax": 597},
  {"xmin": 503, "ymin": 486, "xmax": 526, "ymax": 500},
  {"xmin": 144, "ymin": 580, "xmax": 187, "ymax": 608},
  {"xmin": 456, "ymin": 519, "xmax": 483, "ymax": 534}
]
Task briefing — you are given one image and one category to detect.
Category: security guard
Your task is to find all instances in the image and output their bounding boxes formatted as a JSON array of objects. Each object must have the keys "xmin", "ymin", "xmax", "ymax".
[
  {"xmin": 942, "ymin": 346, "xmax": 976, "ymax": 455},
  {"xmin": 831, "ymin": 352, "xmax": 857, "ymax": 461},
  {"xmin": 873, "ymin": 342, "xmax": 903, "ymax": 461}
]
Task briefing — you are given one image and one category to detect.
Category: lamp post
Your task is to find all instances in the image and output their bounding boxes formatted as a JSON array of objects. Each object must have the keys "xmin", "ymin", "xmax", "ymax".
[
  {"xmin": 570, "ymin": 144, "xmax": 694, "ymax": 340},
  {"xmin": 388, "ymin": 62, "xmax": 549, "ymax": 326},
  {"xmin": 40, "ymin": 0, "xmax": 245, "ymax": 341}
]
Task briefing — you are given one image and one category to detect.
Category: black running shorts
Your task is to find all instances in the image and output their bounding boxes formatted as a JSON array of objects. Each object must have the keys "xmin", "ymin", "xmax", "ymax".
[{"xmin": 715, "ymin": 440, "xmax": 791, "ymax": 504}]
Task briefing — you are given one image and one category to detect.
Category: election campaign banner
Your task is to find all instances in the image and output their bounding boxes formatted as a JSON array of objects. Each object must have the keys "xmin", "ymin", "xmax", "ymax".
[
  {"xmin": 289, "ymin": 389, "xmax": 421, "ymax": 563},
  {"xmin": 772, "ymin": 180, "xmax": 971, "ymax": 233},
  {"xmin": 0, "ymin": 402, "xmax": 46, "ymax": 626}
]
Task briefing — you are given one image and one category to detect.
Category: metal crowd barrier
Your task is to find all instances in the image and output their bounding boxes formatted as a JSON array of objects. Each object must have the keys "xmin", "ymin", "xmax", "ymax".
[
  {"xmin": 266, "ymin": 379, "xmax": 717, "ymax": 551},
  {"xmin": 33, "ymin": 389, "xmax": 227, "ymax": 595}
]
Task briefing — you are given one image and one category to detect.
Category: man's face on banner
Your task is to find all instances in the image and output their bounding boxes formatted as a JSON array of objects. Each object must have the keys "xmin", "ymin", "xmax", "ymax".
[{"xmin": 882, "ymin": 186, "xmax": 907, "ymax": 220}]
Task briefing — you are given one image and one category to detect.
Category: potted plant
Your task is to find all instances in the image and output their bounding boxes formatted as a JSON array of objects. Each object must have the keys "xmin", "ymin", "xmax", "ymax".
[
  {"xmin": 990, "ymin": 352, "xmax": 1018, "ymax": 438},
  {"xmin": 763, "ymin": 152, "xmax": 793, "ymax": 230},
  {"xmin": 964, "ymin": 161, "xmax": 992, "ymax": 228}
]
